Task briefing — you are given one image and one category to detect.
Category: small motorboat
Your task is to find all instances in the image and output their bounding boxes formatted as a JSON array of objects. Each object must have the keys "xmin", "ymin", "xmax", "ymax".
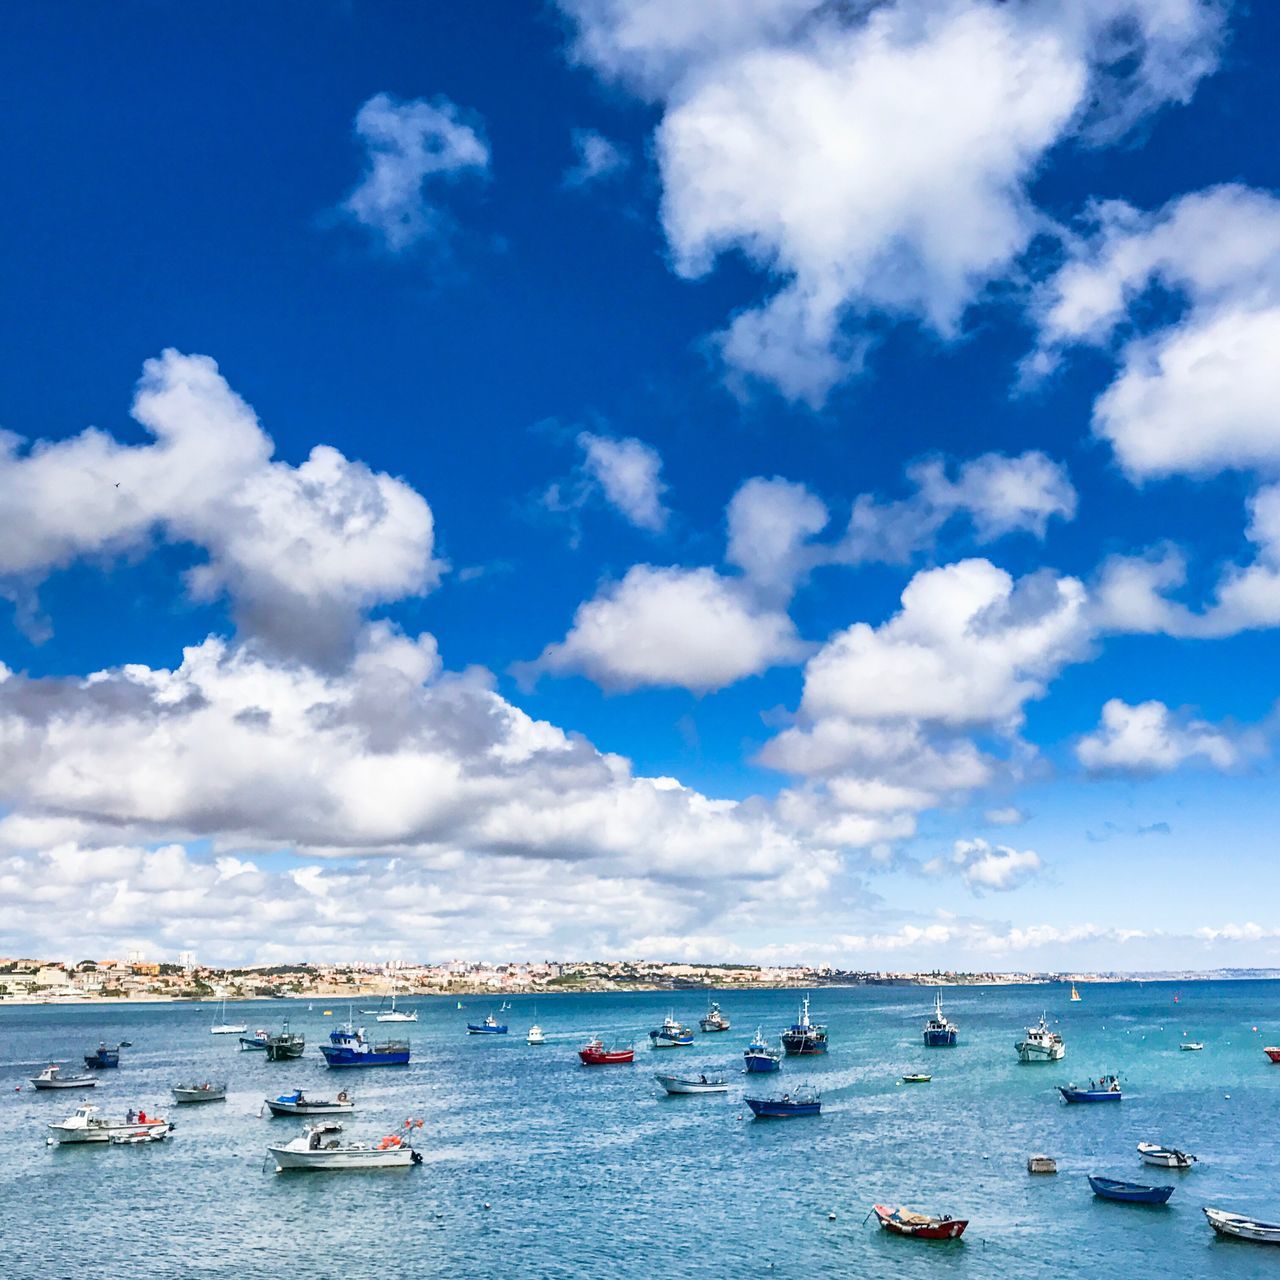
[
  {"xmin": 1138, "ymin": 1142, "xmax": 1196, "ymax": 1169},
  {"xmin": 744, "ymin": 1027, "xmax": 782, "ymax": 1073},
  {"xmin": 1060, "ymin": 1074, "xmax": 1122, "ymax": 1103},
  {"xmin": 526, "ymin": 1024, "xmax": 546, "ymax": 1045},
  {"xmin": 239, "ymin": 1029, "xmax": 270, "ymax": 1051},
  {"xmin": 1204, "ymin": 1207, "xmax": 1280, "ymax": 1243},
  {"xmin": 902, "ymin": 1074, "xmax": 932, "ymax": 1084},
  {"xmin": 1088, "ymin": 1176, "xmax": 1174, "ymax": 1205},
  {"xmin": 922, "ymin": 991, "xmax": 958, "ymax": 1047},
  {"xmin": 1180, "ymin": 1042, "xmax": 1204, "ymax": 1051},
  {"xmin": 745, "ymin": 1091, "xmax": 821, "ymax": 1118},
  {"xmin": 110, "ymin": 1128, "xmax": 169, "ymax": 1145},
  {"xmin": 267, "ymin": 1121, "xmax": 422, "ymax": 1171},
  {"xmin": 30, "ymin": 1065, "xmax": 98, "ymax": 1090},
  {"xmin": 1016, "ymin": 1015, "xmax": 1064, "ymax": 1062},
  {"xmin": 578, "ymin": 1038, "xmax": 634, "ymax": 1066},
  {"xmin": 264, "ymin": 1020, "xmax": 305, "ymax": 1061},
  {"xmin": 172, "ymin": 1081, "xmax": 227, "ymax": 1103},
  {"xmin": 780, "ymin": 995, "xmax": 827, "ymax": 1056},
  {"xmin": 872, "ymin": 1204, "xmax": 968, "ymax": 1240},
  {"xmin": 699, "ymin": 1001, "xmax": 731, "ymax": 1033},
  {"xmin": 466, "ymin": 1013, "xmax": 508, "ymax": 1035},
  {"xmin": 48, "ymin": 1104, "xmax": 170, "ymax": 1144},
  {"xmin": 654, "ymin": 1073, "xmax": 729, "ymax": 1094},
  {"xmin": 1264, "ymin": 1047, "xmax": 1280, "ymax": 1064},
  {"xmin": 83, "ymin": 1043, "xmax": 120, "ymax": 1070},
  {"xmin": 266, "ymin": 1089, "xmax": 355, "ymax": 1117},
  {"xmin": 649, "ymin": 1014, "xmax": 695, "ymax": 1048},
  {"xmin": 320, "ymin": 1022, "xmax": 410, "ymax": 1068}
]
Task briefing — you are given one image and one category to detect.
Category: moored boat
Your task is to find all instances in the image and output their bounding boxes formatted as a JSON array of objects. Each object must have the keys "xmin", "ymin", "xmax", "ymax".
[
  {"xmin": 264, "ymin": 1019, "xmax": 305, "ymax": 1061},
  {"xmin": 1088, "ymin": 1175, "xmax": 1174, "ymax": 1205},
  {"xmin": 872, "ymin": 1204, "xmax": 968, "ymax": 1240},
  {"xmin": 210, "ymin": 994, "xmax": 247, "ymax": 1036},
  {"xmin": 374, "ymin": 995, "xmax": 418, "ymax": 1023},
  {"xmin": 48, "ymin": 1103, "xmax": 170, "ymax": 1144},
  {"xmin": 744, "ymin": 1027, "xmax": 781, "ymax": 1073},
  {"xmin": 745, "ymin": 1090, "xmax": 821, "ymax": 1118},
  {"xmin": 319, "ymin": 1022, "xmax": 410, "ymax": 1068},
  {"xmin": 466, "ymin": 1013, "xmax": 508, "ymax": 1035},
  {"xmin": 578, "ymin": 1037, "xmax": 634, "ymax": 1065},
  {"xmin": 1060, "ymin": 1074, "xmax": 1121, "ymax": 1103},
  {"xmin": 1138, "ymin": 1142, "xmax": 1196, "ymax": 1169},
  {"xmin": 1016, "ymin": 1015, "xmax": 1064, "ymax": 1063},
  {"xmin": 110, "ymin": 1128, "xmax": 169, "ymax": 1145},
  {"xmin": 239, "ymin": 1029, "xmax": 270, "ymax": 1051},
  {"xmin": 83, "ymin": 1043, "xmax": 120, "ymax": 1069},
  {"xmin": 780, "ymin": 996, "xmax": 827, "ymax": 1056},
  {"xmin": 266, "ymin": 1088, "xmax": 355, "ymax": 1116},
  {"xmin": 649, "ymin": 1014, "xmax": 694, "ymax": 1048},
  {"xmin": 171, "ymin": 1081, "xmax": 227, "ymax": 1103},
  {"xmin": 902, "ymin": 1073, "xmax": 932, "ymax": 1084},
  {"xmin": 526, "ymin": 1023, "xmax": 546, "ymax": 1045},
  {"xmin": 699, "ymin": 1001, "xmax": 731, "ymax": 1033},
  {"xmin": 267, "ymin": 1121, "xmax": 422, "ymax": 1171},
  {"xmin": 1203, "ymin": 1207, "xmax": 1280, "ymax": 1243},
  {"xmin": 923, "ymin": 990, "xmax": 958, "ymax": 1047},
  {"xmin": 30, "ymin": 1064, "xmax": 98, "ymax": 1090},
  {"xmin": 654, "ymin": 1073, "xmax": 729, "ymax": 1094},
  {"xmin": 1265, "ymin": 1047, "xmax": 1280, "ymax": 1064},
  {"xmin": 1181, "ymin": 1042, "xmax": 1204, "ymax": 1051}
]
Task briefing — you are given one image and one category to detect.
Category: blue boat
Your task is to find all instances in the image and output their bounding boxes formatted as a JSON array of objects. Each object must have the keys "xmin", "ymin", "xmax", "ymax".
[
  {"xmin": 1060, "ymin": 1074, "xmax": 1122, "ymax": 1103},
  {"xmin": 744, "ymin": 1026, "xmax": 782, "ymax": 1073},
  {"xmin": 745, "ymin": 1090, "xmax": 821, "ymax": 1118},
  {"xmin": 1088, "ymin": 1176, "xmax": 1174, "ymax": 1205},
  {"xmin": 83, "ymin": 1043, "xmax": 119, "ymax": 1069},
  {"xmin": 466, "ymin": 1013, "xmax": 508, "ymax": 1035},
  {"xmin": 319, "ymin": 1022, "xmax": 410, "ymax": 1068},
  {"xmin": 923, "ymin": 991, "xmax": 958, "ymax": 1047},
  {"xmin": 780, "ymin": 995, "xmax": 828, "ymax": 1056},
  {"xmin": 239, "ymin": 1029, "xmax": 269, "ymax": 1051},
  {"xmin": 649, "ymin": 1014, "xmax": 695, "ymax": 1048}
]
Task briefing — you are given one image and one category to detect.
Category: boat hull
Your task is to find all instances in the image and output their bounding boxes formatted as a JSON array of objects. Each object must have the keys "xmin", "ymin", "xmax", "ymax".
[
  {"xmin": 31, "ymin": 1076, "xmax": 97, "ymax": 1090},
  {"xmin": 83, "ymin": 1051, "xmax": 119, "ymax": 1069},
  {"xmin": 745, "ymin": 1097, "xmax": 821, "ymax": 1118},
  {"xmin": 1088, "ymin": 1176, "xmax": 1173, "ymax": 1204},
  {"xmin": 1060, "ymin": 1087, "xmax": 1122, "ymax": 1103},
  {"xmin": 1137, "ymin": 1144, "xmax": 1194, "ymax": 1169},
  {"xmin": 239, "ymin": 1037, "xmax": 269, "ymax": 1052},
  {"xmin": 1204, "ymin": 1208, "xmax": 1280, "ymax": 1243},
  {"xmin": 267, "ymin": 1100, "xmax": 355, "ymax": 1116},
  {"xmin": 780, "ymin": 1037, "xmax": 827, "ymax": 1056},
  {"xmin": 873, "ymin": 1206, "xmax": 968, "ymax": 1240},
  {"xmin": 264, "ymin": 1041, "xmax": 306, "ymax": 1061},
  {"xmin": 1016, "ymin": 1043, "xmax": 1064, "ymax": 1062},
  {"xmin": 1265, "ymin": 1047, "xmax": 1280, "ymax": 1063},
  {"xmin": 923, "ymin": 1029, "xmax": 958, "ymax": 1047},
  {"xmin": 467, "ymin": 1025, "xmax": 508, "ymax": 1035},
  {"xmin": 654, "ymin": 1075, "xmax": 728, "ymax": 1094},
  {"xmin": 579, "ymin": 1049, "xmax": 634, "ymax": 1065},
  {"xmin": 744, "ymin": 1054, "xmax": 780, "ymax": 1073},
  {"xmin": 172, "ymin": 1087, "xmax": 226, "ymax": 1103},
  {"xmin": 269, "ymin": 1145, "xmax": 418, "ymax": 1170}
]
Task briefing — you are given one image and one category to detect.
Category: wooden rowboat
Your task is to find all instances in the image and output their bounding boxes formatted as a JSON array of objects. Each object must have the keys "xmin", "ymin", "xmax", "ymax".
[
  {"xmin": 872, "ymin": 1205, "xmax": 968, "ymax": 1240},
  {"xmin": 1204, "ymin": 1207, "xmax": 1280, "ymax": 1243},
  {"xmin": 1089, "ymin": 1176, "xmax": 1174, "ymax": 1205}
]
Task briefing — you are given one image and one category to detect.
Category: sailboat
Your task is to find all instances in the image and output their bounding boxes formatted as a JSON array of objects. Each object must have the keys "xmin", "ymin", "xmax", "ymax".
[
  {"xmin": 1070, "ymin": 983, "xmax": 1082, "ymax": 1002},
  {"xmin": 375, "ymin": 995, "xmax": 418, "ymax": 1023},
  {"xmin": 210, "ymin": 993, "xmax": 247, "ymax": 1035}
]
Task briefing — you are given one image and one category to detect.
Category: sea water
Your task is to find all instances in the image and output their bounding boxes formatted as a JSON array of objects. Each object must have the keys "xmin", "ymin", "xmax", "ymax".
[{"xmin": 2, "ymin": 981, "xmax": 1278, "ymax": 1278}]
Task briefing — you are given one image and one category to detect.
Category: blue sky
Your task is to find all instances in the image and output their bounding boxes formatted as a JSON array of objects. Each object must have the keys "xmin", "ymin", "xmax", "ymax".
[{"xmin": 1, "ymin": 0, "xmax": 1278, "ymax": 968}]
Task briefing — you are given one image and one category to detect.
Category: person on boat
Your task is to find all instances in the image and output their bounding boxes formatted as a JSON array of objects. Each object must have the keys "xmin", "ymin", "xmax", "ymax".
[
  {"xmin": 126, "ymin": 1108, "xmax": 136, "ymax": 1123},
  {"xmin": 699, "ymin": 1075, "xmax": 707, "ymax": 1084}
]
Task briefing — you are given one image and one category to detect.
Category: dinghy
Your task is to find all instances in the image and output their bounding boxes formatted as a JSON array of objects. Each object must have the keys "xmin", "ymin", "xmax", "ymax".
[
  {"xmin": 654, "ymin": 1073, "xmax": 728, "ymax": 1094},
  {"xmin": 1203, "ymin": 1207, "xmax": 1280, "ymax": 1243},
  {"xmin": 1088, "ymin": 1176, "xmax": 1174, "ymax": 1205},
  {"xmin": 1138, "ymin": 1142, "xmax": 1196, "ymax": 1169},
  {"xmin": 171, "ymin": 1081, "xmax": 226, "ymax": 1103},
  {"xmin": 872, "ymin": 1205, "xmax": 968, "ymax": 1240}
]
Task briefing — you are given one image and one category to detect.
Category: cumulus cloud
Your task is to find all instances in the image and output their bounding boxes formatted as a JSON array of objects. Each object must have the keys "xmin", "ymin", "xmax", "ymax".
[
  {"xmin": 342, "ymin": 92, "xmax": 490, "ymax": 252},
  {"xmin": 563, "ymin": 129, "xmax": 630, "ymax": 187},
  {"xmin": 1076, "ymin": 698, "xmax": 1244, "ymax": 774},
  {"xmin": 525, "ymin": 564, "xmax": 806, "ymax": 692},
  {"xmin": 577, "ymin": 433, "xmax": 668, "ymax": 531},
  {"xmin": 0, "ymin": 350, "xmax": 440, "ymax": 665},
  {"xmin": 985, "ymin": 806, "xmax": 1027, "ymax": 826},
  {"xmin": 924, "ymin": 836, "xmax": 1043, "ymax": 892},
  {"xmin": 562, "ymin": 0, "xmax": 1226, "ymax": 403},
  {"xmin": 725, "ymin": 476, "xmax": 830, "ymax": 603}
]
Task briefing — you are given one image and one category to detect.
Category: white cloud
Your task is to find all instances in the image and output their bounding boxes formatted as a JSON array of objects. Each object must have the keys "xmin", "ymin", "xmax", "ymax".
[
  {"xmin": 1032, "ymin": 185, "xmax": 1280, "ymax": 479},
  {"xmin": 562, "ymin": 0, "xmax": 1226, "ymax": 403},
  {"xmin": 525, "ymin": 564, "xmax": 806, "ymax": 692},
  {"xmin": 924, "ymin": 836, "xmax": 1043, "ymax": 892},
  {"xmin": 725, "ymin": 476, "xmax": 829, "ymax": 603},
  {"xmin": 985, "ymin": 806, "xmax": 1027, "ymax": 827},
  {"xmin": 577, "ymin": 432, "xmax": 668, "ymax": 531},
  {"xmin": 1076, "ymin": 698, "xmax": 1243, "ymax": 774},
  {"xmin": 0, "ymin": 350, "xmax": 440, "ymax": 664},
  {"xmin": 564, "ymin": 129, "xmax": 629, "ymax": 187},
  {"xmin": 343, "ymin": 92, "xmax": 490, "ymax": 252}
]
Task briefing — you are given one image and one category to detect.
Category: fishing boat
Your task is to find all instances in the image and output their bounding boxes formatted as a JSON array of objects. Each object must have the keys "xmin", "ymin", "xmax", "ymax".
[
  {"xmin": 466, "ymin": 1013, "xmax": 508, "ymax": 1035},
  {"xmin": 578, "ymin": 1037, "xmax": 634, "ymax": 1065},
  {"xmin": 319, "ymin": 1022, "xmax": 410, "ymax": 1068},
  {"xmin": 526, "ymin": 1024, "xmax": 546, "ymax": 1045},
  {"xmin": 1016, "ymin": 1015, "xmax": 1064, "ymax": 1062},
  {"xmin": 872, "ymin": 1205, "xmax": 969, "ymax": 1240},
  {"xmin": 1070, "ymin": 983, "xmax": 1082, "ymax": 1002},
  {"xmin": 210, "ymin": 994, "xmax": 247, "ymax": 1036},
  {"xmin": 745, "ymin": 1090, "xmax": 821, "ymax": 1118},
  {"xmin": 266, "ymin": 1089, "xmax": 354, "ymax": 1116},
  {"xmin": 171, "ymin": 1081, "xmax": 226, "ymax": 1103},
  {"xmin": 83, "ymin": 1043, "xmax": 120, "ymax": 1069},
  {"xmin": 47, "ymin": 1104, "xmax": 170, "ymax": 1144},
  {"xmin": 1060, "ymin": 1074, "xmax": 1121, "ymax": 1103},
  {"xmin": 780, "ymin": 996, "xmax": 828, "ymax": 1056},
  {"xmin": 744, "ymin": 1027, "xmax": 782, "ymax": 1073},
  {"xmin": 1265, "ymin": 1047, "xmax": 1280, "ymax": 1063},
  {"xmin": 1203, "ymin": 1207, "xmax": 1280, "ymax": 1243},
  {"xmin": 1138, "ymin": 1142, "xmax": 1196, "ymax": 1169},
  {"xmin": 1088, "ymin": 1176, "xmax": 1174, "ymax": 1205},
  {"xmin": 902, "ymin": 1073, "xmax": 932, "ymax": 1084},
  {"xmin": 239, "ymin": 1029, "xmax": 270, "ymax": 1051},
  {"xmin": 267, "ymin": 1121, "xmax": 422, "ymax": 1171},
  {"xmin": 922, "ymin": 990, "xmax": 958, "ymax": 1047},
  {"xmin": 649, "ymin": 1014, "xmax": 695, "ymax": 1048},
  {"xmin": 699, "ymin": 1001, "xmax": 731, "ymax": 1033},
  {"xmin": 1181, "ymin": 1042, "xmax": 1204, "ymax": 1051},
  {"xmin": 654, "ymin": 1073, "xmax": 729, "ymax": 1094},
  {"xmin": 30, "ymin": 1065, "xmax": 98, "ymax": 1090},
  {"xmin": 264, "ymin": 1019, "xmax": 305, "ymax": 1061},
  {"xmin": 374, "ymin": 995, "xmax": 418, "ymax": 1023}
]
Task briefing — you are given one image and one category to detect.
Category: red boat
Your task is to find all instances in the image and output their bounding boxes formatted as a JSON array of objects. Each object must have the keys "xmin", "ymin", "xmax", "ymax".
[
  {"xmin": 873, "ymin": 1205, "xmax": 968, "ymax": 1240},
  {"xmin": 578, "ymin": 1038, "xmax": 634, "ymax": 1066},
  {"xmin": 1265, "ymin": 1047, "xmax": 1280, "ymax": 1063}
]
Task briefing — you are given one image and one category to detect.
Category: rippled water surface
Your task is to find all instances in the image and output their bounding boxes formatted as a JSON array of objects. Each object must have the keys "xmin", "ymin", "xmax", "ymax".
[{"xmin": 3, "ymin": 982, "xmax": 1279, "ymax": 1278}]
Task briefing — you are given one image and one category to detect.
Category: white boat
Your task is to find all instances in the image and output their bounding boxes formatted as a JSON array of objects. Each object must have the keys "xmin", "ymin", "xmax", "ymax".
[
  {"xmin": 1181, "ymin": 1042, "xmax": 1204, "ymax": 1051},
  {"xmin": 110, "ymin": 1128, "xmax": 169, "ymax": 1145},
  {"xmin": 47, "ymin": 1104, "xmax": 170, "ymax": 1144},
  {"xmin": 1016, "ymin": 1014, "xmax": 1065, "ymax": 1062},
  {"xmin": 1204, "ymin": 1207, "xmax": 1280, "ymax": 1243},
  {"xmin": 267, "ymin": 1121, "xmax": 421, "ymax": 1170},
  {"xmin": 1138, "ymin": 1142, "xmax": 1197, "ymax": 1169},
  {"xmin": 654, "ymin": 1073, "xmax": 729, "ymax": 1094},
  {"xmin": 526, "ymin": 1024, "xmax": 546, "ymax": 1045},
  {"xmin": 372, "ymin": 994, "xmax": 419, "ymax": 1023},
  {"xmin": 30, "ymin": 1064, "xmax": 98, "ymax": 1090},
  {"xmin": 172, "ymin": 1081, "xmax": 227, "ymax": 1103},
  {"xmin": 210, "ymin": 994, "xmax": 246, "ymax": 1036},
  {"xmin": 699, "ymin": 1001, "xmax": 731, "ymax": 1033},
  {"xmin": 265, "ymin": 1089, "xmax": 355, "ymax": 1117}
]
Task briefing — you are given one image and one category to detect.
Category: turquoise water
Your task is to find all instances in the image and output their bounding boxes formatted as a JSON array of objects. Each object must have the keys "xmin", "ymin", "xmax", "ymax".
[{"xmin": 3, "ymin": 981, "xmax": 1279, "ymax": 1278}]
